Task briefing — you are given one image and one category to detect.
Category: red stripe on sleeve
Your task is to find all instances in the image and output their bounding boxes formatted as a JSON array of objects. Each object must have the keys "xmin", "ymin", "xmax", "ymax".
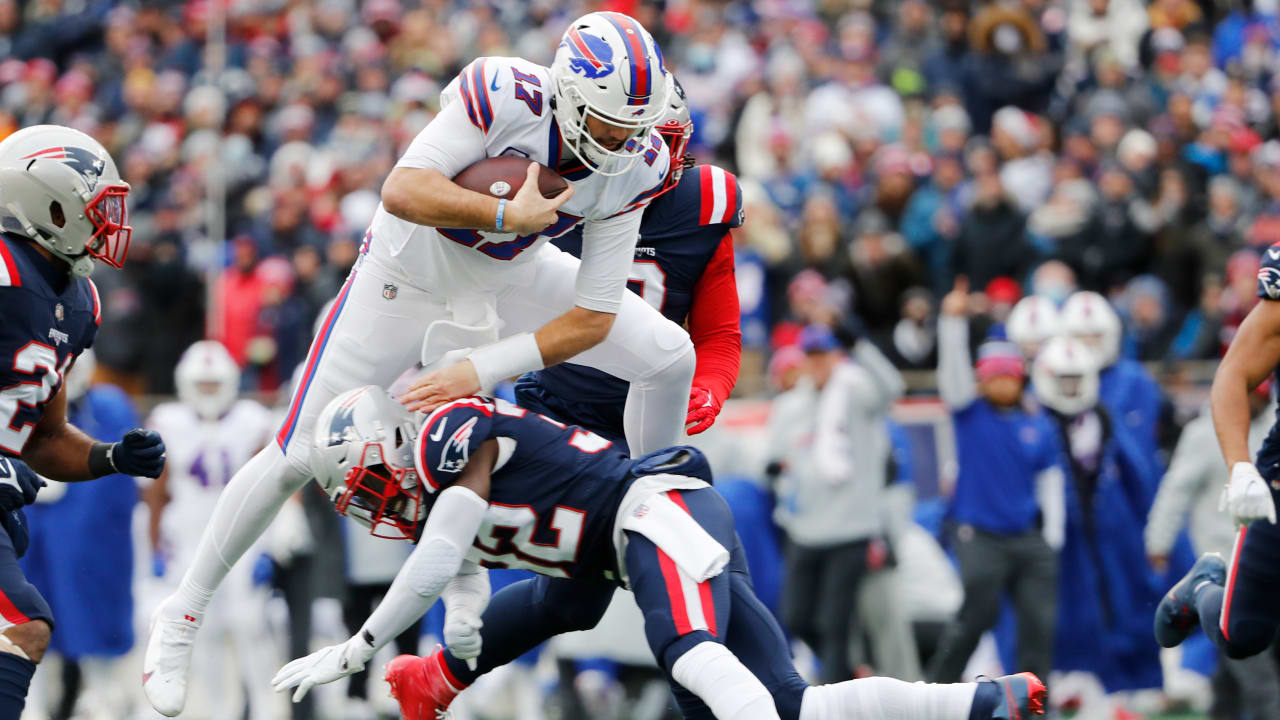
[
  {"xmin": 697, "ymin": 166, "xmax": 715, "ymax": 225},
  {"xmin": 0, "ymin": 588, "xmax": 30, "ymax": 625},
  {"xmin": 687, "ymin": 235, "xmax": 742, "ymax": 405}
]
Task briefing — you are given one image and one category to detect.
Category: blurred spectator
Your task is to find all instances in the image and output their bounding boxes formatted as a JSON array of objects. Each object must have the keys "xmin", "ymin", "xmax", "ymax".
[
  {"xmin": 951, "ymin": 171, "xmax": 1037, "ymax": 289},
  {"xmin": 769, "ymin": 324, "xmax": 905, "ymax": 683},
  {"xmin": 927, "ymin": 279, "xmax": 1062, "ymax": 688},
  {"xmin": 960, "ymin": 4, "xmax": 1062, "ymax": 134}
]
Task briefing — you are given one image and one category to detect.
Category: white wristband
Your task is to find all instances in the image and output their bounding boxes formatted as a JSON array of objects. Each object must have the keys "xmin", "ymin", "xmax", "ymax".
[{"xmin": 468, "ymin": 332, "xmax": 544, "ymax": 391}]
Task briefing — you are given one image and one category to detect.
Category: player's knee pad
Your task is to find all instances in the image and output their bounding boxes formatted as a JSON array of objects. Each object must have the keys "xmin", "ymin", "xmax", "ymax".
[
  {"xmin": 246, "ymin": 441, "xmax": 310, "ymax": 493},
  {"xmin": 671, "ymin": 641, "xmax": 781, "ymax": 720},
  {"xmin": 1, "ymin": 620, "xmax": 49, "ymax": 663},
  {"xmin": 635, "ymin": 323, "xmax": 694, "ymax": 383},
  {"xmin": 1223, "ymin": 618, "xmax": 1274, "ymax": 659}
]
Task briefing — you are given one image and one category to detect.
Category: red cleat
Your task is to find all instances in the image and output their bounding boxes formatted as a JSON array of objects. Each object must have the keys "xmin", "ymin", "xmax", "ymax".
[
  {"xmin": 384, "ymin": 648, "xmax": 468, "ymax": 720},
  {"xmin": 988, "ymin": 672, "xmax": 1047, "ymax": 719}
]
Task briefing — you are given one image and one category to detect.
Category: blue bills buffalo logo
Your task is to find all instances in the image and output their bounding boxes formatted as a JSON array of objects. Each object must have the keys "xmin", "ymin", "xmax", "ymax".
[{"xmin": 563, "ymin": 27, "xmax": 614, "ymax": 79}]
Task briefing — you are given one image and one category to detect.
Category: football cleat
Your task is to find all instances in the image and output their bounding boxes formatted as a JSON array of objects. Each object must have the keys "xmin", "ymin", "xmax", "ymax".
[
  {"xmin": 385, "ymin": 648, "xmax": 467, "ymax": 720},
  {"xmin": 1154, "ymin": 552, "xmax": 1226, "ymax": 648},
  {"xmin": 141, "ymin": 600, "xmax": 201, "ymax": 717},
  {"xmin": 986, "ymin": 672, "xmax": 1047, "ymax": 719}
]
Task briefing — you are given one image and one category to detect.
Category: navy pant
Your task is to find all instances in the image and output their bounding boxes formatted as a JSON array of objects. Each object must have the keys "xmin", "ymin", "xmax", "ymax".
[
  {"xmin": 443, "ymin": 487, "xmax": 808, "ymax": 720},
  {"xmin": 1198, "ymin": 511, "xmax": 1280, "ymax": 659},
  {"xmin": 0, "ymin": 523, "xmax": 50, "ymax": 634}
]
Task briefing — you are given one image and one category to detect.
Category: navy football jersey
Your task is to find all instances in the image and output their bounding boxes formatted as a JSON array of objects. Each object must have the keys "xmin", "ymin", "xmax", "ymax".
[
  {"xmin": 417, "ymin": 397, "xmax": 636, "ymax": 580},
  {"xmin": 0, "ymin": 234, "xmax": 100, "ymax": 457},
  {"xmin": 528, "ymin": 165, "xmax": 743, "ymax": 425},
  {"xmin": 1254, "ymin": 244, "xmax": 1280, "ymax": 477}
]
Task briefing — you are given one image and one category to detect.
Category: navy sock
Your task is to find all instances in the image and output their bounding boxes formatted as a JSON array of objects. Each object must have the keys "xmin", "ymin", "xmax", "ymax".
[
  {"xmin": 0, "ymin": 651, "xmax": 35, "ymax": 719},
  {"xmin": 1195, "ymin": 582, "xmax": 1226, "ymax": 646},
  {"xmin": 967, "ymin": 681, "xmax": 999, "ymax": 720}
]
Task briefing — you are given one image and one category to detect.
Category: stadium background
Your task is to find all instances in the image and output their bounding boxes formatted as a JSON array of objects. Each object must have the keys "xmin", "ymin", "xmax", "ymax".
[{"xmin": 4, "ymin": 0, "xmax": 1280, "ymax": 717}]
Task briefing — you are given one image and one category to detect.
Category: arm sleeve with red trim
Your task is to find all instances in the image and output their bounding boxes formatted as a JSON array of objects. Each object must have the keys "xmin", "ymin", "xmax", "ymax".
[{"xmin": 687, "ymin": 234, "xmax": 741, "ymax": 403}]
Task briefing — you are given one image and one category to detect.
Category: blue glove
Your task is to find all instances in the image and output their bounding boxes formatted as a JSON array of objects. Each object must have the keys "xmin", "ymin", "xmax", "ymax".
[
  {"xmin": 112, "ymin": 429, "xmax": 166, "ymax": 478},
  {"xmin": 0, "ymin": 457, "xmax": 43, "ymax": 511},
  {"xmin": 252, "ymin": 553, "xmax": 276, "ymax": 587},
  {"xmin": 1, "ymin": 509, "xmax": 29, "ymax": 558}
]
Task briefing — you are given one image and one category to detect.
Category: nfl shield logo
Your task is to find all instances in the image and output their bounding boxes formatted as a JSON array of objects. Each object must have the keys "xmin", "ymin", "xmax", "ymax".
[
  {"xmin": 54, "ymin": 303, "xmax": 64, "ymax": 321},
  {"xmin": 382, "ymin": 283, "xmax": 398, "ymax": 301}
]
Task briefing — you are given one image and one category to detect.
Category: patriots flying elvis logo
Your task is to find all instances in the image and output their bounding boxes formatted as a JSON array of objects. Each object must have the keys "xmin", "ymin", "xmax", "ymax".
[
  {"xmin": 1259, "ymin": 265, "xmax": 1280, "ymax": 300},
  {"xmin": 563, "ymin": 27, "xmax": 615, "ymax": 79},
  {"xmin": 22, "ymin": 146, "xmax": 105, "ymax": 192}
]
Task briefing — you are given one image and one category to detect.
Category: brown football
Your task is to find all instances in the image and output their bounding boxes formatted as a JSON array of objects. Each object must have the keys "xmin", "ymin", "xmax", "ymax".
[{"xmin": 452, "ymin": 157, "xmax": 568, "ymax": 200}]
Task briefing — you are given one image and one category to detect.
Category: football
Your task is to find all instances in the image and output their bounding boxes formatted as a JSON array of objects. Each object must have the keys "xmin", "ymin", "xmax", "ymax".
[{"xmin": 452, "ymin": 157, "xmax": 568, "ymax": 200}]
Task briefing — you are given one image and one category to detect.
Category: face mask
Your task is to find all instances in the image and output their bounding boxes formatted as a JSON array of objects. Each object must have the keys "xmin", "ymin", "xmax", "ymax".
[{"xmin": 1034, "ymin": 282, "xmax": 1073, "ymax": 306}]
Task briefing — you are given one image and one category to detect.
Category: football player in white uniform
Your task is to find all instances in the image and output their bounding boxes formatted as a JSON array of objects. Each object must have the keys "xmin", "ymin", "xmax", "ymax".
[
  {"xmin": 144, "ymin": 12, "xmax": 696, "ymax": 716},
  {"xmin": 144, "ymin": 341, "xmax": 279, "ymax": 720}
]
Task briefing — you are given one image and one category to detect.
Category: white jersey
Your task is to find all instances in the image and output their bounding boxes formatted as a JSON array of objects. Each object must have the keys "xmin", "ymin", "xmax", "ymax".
[
  {"xmin": 368, "ymin": 56, "xmax": 672, "ymax": 314},
  {"xmin": 148, "ymin": 399, "xmax": 275, "ymax": 564}
]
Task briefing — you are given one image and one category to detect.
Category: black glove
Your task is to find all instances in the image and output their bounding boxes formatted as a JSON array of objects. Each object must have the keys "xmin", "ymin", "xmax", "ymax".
[
  {"xmin": 0, "ymin": 457, "xmax": 43, "ymax": 511},
  {"xmin": 112, "ymin": 429, "xmax": 166, "ymax": 478},
  {"xmin": 1, "ymin": 509, "xmax": 29, "ymax": 558}
]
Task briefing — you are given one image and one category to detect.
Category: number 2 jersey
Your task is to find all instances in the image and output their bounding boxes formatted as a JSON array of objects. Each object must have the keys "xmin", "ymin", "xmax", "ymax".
[
  {"xmin": 415, "ymin": 396, "xmax": 709, "ymax": 582},
  {"xmin": 518, "ymin": 164, "xmax": 743, "ymax": 443},
  {"xmin": 366, "ymin": 56, "xmax": 672, "ymax": 315},
  {"xmin": 0, "ymin": 234, "xmax": 100, "ymax": 457}
]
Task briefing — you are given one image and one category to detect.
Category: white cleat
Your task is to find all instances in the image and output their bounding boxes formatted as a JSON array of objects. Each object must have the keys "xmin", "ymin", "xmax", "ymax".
[{"xmin": 142, "ymin": 601, "xmax": 201, "ymax": 717}]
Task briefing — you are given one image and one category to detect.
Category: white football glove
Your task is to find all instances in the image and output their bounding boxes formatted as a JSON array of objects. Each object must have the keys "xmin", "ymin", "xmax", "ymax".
[
  {"xmin": 441, "ymin": 568, "xmax": 489, "ymax": 670},
  {"xmin": 1219, "ymin": 462, "xmax": 1277, "ymax": 527},
  {"xmin": 271, "ymin": 633, "xmax": 376, "ymax": 702},
  {"xmin": 444, "ymin": 606, "xmax": 484, "ymax": 666}
]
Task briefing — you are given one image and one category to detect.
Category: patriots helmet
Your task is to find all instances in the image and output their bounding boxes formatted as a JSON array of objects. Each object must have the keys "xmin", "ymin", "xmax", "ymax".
[
  {"xmin": 415, "ymin": 397, "xmax": 495, "ymax": 494},
  {"xmin": 175, "ymin": 340, "xmax": 240, "ymax": 421},
  {"xmin": 1032, "ymin": 335, "xmax": 1100, "ymax": 416},
  {"xmin": 312, "ymin": 386, "xmax": 425, "ymax": 540},
  {"xmin": 653, "ymin": 75, "xmax": 693, "ymax": 197},
  {"xmin": 551, "ymin": 12, "xmax": 672, "ymax": 175},
  {"xmin": 0, "ymin": 124, "xmax": 131, "ymax": 277},
  {"xmin": 1006, "ymin": 295, "xmax": 1060, "ymax": 360},
  {"xmin": 1060, "ymin": 291, "xmax": 1123, "ymax": 368}
]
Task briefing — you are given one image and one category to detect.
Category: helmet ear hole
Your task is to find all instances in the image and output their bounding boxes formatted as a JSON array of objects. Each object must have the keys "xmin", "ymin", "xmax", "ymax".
[{"xmin": 49, "ymin": 201, "xmax": 65, "ymax": 228}]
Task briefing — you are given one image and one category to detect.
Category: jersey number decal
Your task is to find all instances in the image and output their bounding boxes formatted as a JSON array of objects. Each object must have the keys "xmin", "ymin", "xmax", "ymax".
[
  {"xmin": 0, "ymin": 343, "xmax": 70, "ymax": 455},
  {"xmin": 510, "ymin": 68, "xmax": 543, "ymax": 116},
  {"xmin": 189, "ymin": 448, "xmax": 233, "ymax": 488},
  {"xmin": 473, "ymin": 504, "xmax": 586, "ymax": 577},
  {"xmin": 627, "ymin": 259, "xmax": 667, "ymax": 311}
]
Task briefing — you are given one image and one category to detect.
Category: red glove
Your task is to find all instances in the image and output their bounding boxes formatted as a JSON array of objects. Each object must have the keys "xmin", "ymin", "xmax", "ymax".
[{"xmin": 685, "ymin": 386, "xmax": 723, "ymax": 435}]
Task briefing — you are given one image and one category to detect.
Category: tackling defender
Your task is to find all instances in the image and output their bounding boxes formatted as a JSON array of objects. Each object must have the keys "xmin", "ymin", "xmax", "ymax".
[
  {"xmin": 144, "ymin": 13, "xmax": 700, "ymax": 715},
  {"xmin": 273, "ymin": 388, "xmax": 1046, "ymax": 720},
  {"xmin": 516, "ymin": 77, "xmax": 741, "ymax": 444},
  {"xmin": 0, "ymin": 124, "xmax": 166, "ymax": 716},
  {"xmin": 1155, "ymin": 242, "xmax": 1280, "ymax": 661}
]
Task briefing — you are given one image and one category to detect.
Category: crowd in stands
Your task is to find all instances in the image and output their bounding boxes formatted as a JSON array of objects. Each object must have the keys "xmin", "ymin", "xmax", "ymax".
[{"xmin": 3, "ymin": 0, "xmax": 1279, "ymax": 394}]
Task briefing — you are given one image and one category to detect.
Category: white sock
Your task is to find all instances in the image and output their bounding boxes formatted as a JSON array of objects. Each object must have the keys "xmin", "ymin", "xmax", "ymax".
[
  {"xmin": 671, "ymin": 642, "xmax": 781, "ymax": 720},
  {"xmin": 799, "ymin": 678, "xmax": 978, "ymax": 720},
  {"xmin": 623, "ymin": 343, "xmax": 695, "ymax": 455},
  {"xmin": 174, "ymin": 443, "xmax": 307, "ymax": 617}
]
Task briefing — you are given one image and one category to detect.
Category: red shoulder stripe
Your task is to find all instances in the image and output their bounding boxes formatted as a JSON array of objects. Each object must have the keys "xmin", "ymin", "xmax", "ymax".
[
  {"xmin": 697, "ymin": 165, "xmax": 715, "ymax": 225},
  {"xmin": 0, "ymin": 239, "xmax": 20, "ymax": 287}
]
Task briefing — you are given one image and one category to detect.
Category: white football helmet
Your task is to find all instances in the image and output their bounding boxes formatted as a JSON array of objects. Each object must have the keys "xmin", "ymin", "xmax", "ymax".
[
  {"xmin": 1061, "ymin": 291, "xmax": 1123, "ymax": 367},
  {"xmin": 1032, "ymin": 335, "xmax": 1100, "ymax": 416},
  {"xmin": 175, "ymin": 340, "xmax": 240, "ymax": 421},
  {"xmin": 311, "ymin": 386, "xmax": 424, "ymax": 540},
  {"xmin": 64, "ymin": 348, "xmax": 96, "ymax": 403},
  {"xmin": 551, "ymin": 12, "xmax": 672, "ymax": 175},
  {"xmin": 0, "ymin": 125, "xmax": 131, "ymax": 277},
  {"xmin": 1006, "ymin": 295, "xmax": 1060, "ymax": 360}
]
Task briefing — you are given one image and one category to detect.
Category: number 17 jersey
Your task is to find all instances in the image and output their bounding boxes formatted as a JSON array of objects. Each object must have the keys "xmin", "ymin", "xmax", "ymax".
[{"xmin": 367, "ymin": 56, "xmax": 672, "ymax": 315}]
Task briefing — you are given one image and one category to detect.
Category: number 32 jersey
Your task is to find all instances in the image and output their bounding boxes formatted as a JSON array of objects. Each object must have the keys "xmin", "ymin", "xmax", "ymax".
[
  {"xmin": 367, "ymin": 56, "xmax": 672, "ymax": 315},
  {"xmin": 0, "ymin": 234, "xmax": 100, "ymax": 457}
]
